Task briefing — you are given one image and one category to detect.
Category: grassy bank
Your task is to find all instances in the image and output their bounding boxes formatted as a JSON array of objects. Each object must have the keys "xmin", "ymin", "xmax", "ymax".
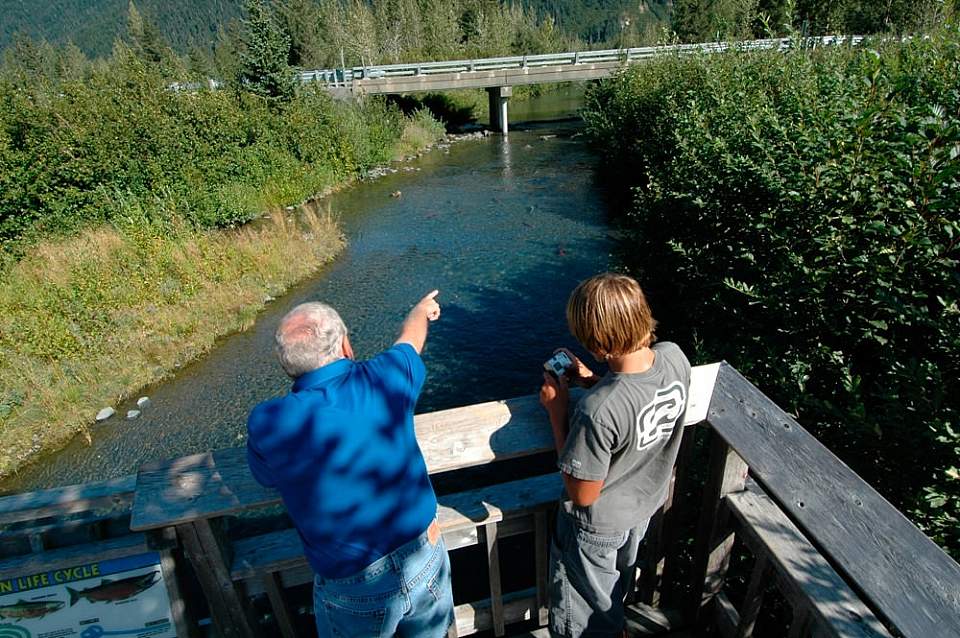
[
  {"xmin": 0, "ymin": 114, "xmax": 444, "ymax": 479},
  {"xmin": 0, "ymin": 53, "xmax": 446, "ymax": 478},
  {"xmin": 584, "ymin": 29, "xmax": 960, "ymax": 555},
  {"xmin": 0, "ymin": 209, "xmax": 344, "ymax": 478}
]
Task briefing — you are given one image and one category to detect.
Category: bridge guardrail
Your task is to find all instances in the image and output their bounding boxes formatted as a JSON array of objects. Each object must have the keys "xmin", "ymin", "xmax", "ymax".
[{"xmin": 299, "ymin": 35, "xmax": 866, "ymax": 89}]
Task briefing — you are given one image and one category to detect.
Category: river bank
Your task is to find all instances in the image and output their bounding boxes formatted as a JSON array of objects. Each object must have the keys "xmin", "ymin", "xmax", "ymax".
[
  {"xmin": 1, "ymin": 104, "xmax": 610, "ymax": 493},
  {"xmin": 0, "ymin": 117, "xmax": 455, "ymax": 481}
]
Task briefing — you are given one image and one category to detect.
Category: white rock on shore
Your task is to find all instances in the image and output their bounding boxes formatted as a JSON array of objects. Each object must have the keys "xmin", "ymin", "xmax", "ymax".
[
  {"xmin": 95, "ymin": 407, "xmax": 115, "ymax": 422},
  {"xmin": 137, "ymin": 397, "xmax": 151, "ymax": 409}
]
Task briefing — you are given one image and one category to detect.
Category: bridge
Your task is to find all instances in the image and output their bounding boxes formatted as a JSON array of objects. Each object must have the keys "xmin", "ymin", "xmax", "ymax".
[{"xmin": 300, "ymin": 36, "xmax": 865, "ymax": 133}]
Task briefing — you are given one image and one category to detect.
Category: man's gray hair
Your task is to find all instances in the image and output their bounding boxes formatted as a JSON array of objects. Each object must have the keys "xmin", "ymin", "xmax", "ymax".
[{"xmin": 275, "ymin": 302, "xmax": 347, "ymax": 378}]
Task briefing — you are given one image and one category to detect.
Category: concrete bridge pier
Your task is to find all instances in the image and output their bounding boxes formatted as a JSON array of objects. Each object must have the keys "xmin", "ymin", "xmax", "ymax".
[{"xmin": 487, "ymin": 86, "xmax": 512, "ymax": 134}]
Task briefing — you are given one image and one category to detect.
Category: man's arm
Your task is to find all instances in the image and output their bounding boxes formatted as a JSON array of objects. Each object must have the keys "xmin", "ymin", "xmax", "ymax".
[
  {"xmin": 395, "ymin": 290, "xmax": 441, "ymax": 354},
  {"xmin": 246, "ymin": 439, "xmax": 276, "ymax": 488},
  {"xmin": 540, "ymin": 372, "xmax": 604, "ymax": 507}
]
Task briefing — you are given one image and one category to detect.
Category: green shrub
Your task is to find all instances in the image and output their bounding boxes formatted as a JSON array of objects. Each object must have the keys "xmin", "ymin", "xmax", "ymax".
[
  {"xmin": 0, "ymin": 51, "xmax": 434, "ymax": 250},
  {"xmin": 585, "ymin": 30, "xmax": 960, "ymax": 556}
]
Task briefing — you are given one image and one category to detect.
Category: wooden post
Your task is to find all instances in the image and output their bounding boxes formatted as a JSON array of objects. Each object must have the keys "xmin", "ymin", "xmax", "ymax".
[
  {"xmin": 659, "ymin": 426, "xmax": 698, "ymax": 607},
  {"xmin": 690, "ymin": 431, "xmax": 749, "ymax": 624},
  {"xmin": 734, "ymin": 553, "xmax": 771, "ymax": 638},
  {"xmin": 159, "ymin": 547, "xmax": 194, "ymax": 638},
  {"xmin": 636, "ymin": 506, "xmax": 664, "ymax": 605},
  {"xmin": 262, "ymin": 571, "xmax": 298, "ymax": 638},
  {"xmin": 483, "ymin": 522, "xmax": 505, "ymax": 637},
  {"xmin": 176, "ymin": 521, "xmax": 255, "ymax": 638},
  {"xmin": 534, "ymin": 510, "xmax": 550, "ymax": 626}
]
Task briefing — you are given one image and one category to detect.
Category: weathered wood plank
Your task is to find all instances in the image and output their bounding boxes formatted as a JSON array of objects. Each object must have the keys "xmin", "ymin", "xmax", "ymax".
[
  {"xmin": 158, "ymin": 548, "xmax": 193, "ymax": 638},
  {"xmin": 725, "ymin": 488, "xmax": 891, "ymax": 638},
  {"xmin": 624, "ymin": 602, "xmax": 685, "ymax": 635},
  {"xmin": 659, "ymin": 425, "xmax": 698, "ymax": 607},
  {"xmin": 534, "ymin": 510, "xmax": 549, "ymax": 626},
  {"xmin": 132, "ymin": 366, "xmax": 717, "ymax": 532},
  {"xmin": 734, "ymin": 552, "xmax": 770, "ymax": 638},
  {"xmin": 0, "ymin": 475, "xmax": 135, "ymax": 526},
  {"xmin": 690, "ymin": 433, "xmax": 749, "ymax": 621},
  {"xmin": 714, "ymin": 591, "xmax": 739, "ymax": 638},
  {"xmin": 453, "ymin": 588, "xmax": 537, "ymax": 637},
  {"xmin": 708, "ymin": 363, "xmax": 960, "ymax": 637},
  {"xmin": 231, "ymin": 473, "xmax": 561, "ymax": 580},
  {"xmin": 484, "ymin": 522, "xmax": 506, "ymax": 637},
  {"xmin": 193, "ymin": 519, "xmax": 252, "ymax": 638},
  {"xmin": 637, "ymin": 505, "xmax": 665, "ymax": 604},
  {"xmin": 176, "ymin": 523, "xmax": 252, "ymax": 638},
  {"xmin": 0, "ymin": 533, "xmax": 147, "ymax": 575},
  {"xmin": 131, "ymin": 394, "xmax": 554, "ymax": 531},
  {"xmin": 262, "ymin": 570, "xmax": 298, "ymax": 638}
]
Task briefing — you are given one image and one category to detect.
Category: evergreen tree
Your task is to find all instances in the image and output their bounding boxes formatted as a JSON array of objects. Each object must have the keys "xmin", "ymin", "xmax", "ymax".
[
  {"xmin": 276, "ymin": 0, "xmax": 325, "ymax": 67},
  {"xmin": 237, "ymin": 0, "xmax": 296, "ymax": 102},
  {"xmin": 126, "ymin": 1, "xmax": 175, "ymax": 67},
  {"xmin": 672, "ymin": 0, "xmax": 760, "ymax": 41},
  {"xmin": 419, "ymin": 0, "xmax": 462, "ymax": 59},
  {"xmin": 57, "ymin": 40, "xmax": 89, "ymax": 80}
]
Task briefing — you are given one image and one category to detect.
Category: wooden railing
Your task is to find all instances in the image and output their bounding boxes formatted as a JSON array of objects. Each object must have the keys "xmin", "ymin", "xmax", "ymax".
[{"xmin": 2, "ymin": 362, "xmax": 958, "ymax": 638}]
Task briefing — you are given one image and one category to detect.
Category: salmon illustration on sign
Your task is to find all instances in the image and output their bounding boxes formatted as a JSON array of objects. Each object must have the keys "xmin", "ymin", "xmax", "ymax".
[
  {"xmin": 66, "ymin": 571, "xmax": 160, "ymax": 606},
  {"xmin": 0, "ymin": 598, "xmax": 65, "ymax": 620}
]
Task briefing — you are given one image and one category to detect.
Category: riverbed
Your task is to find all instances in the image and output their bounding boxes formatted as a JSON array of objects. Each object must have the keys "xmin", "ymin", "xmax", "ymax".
[{"xmin": 2, "ymin": 90, "xmax": 618, "ymax": 493}]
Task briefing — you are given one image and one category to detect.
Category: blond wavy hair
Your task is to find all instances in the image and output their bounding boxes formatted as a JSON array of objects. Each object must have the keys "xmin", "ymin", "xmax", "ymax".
[{"xmin": 566, "ymin": 273, "xmax": 657, "ymax": 359}]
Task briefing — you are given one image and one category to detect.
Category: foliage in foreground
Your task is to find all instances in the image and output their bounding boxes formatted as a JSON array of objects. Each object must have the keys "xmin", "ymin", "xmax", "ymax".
[{"xmin": 584, "ymin": 29, "xmax": 960, "ymax": 555}]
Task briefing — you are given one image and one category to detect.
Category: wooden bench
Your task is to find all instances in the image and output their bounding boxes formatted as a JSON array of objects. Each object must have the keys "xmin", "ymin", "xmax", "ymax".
[{"xmin": 231, "ymin": 473, "xmax": 563, "ymax": 637}]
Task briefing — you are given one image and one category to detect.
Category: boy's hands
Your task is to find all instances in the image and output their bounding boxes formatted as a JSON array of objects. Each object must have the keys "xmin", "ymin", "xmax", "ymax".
[
  {"xmin": 554, "ymin": 347, "xmax": 600, "ymax": 388},
  {"xmin": 540, "ymin": 371, "xmax": 569, "ymax": 416}
]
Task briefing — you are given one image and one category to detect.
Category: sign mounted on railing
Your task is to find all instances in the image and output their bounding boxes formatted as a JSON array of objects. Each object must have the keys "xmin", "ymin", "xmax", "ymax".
[{"xmin": 0, "ymin": 552, "xmax": 175, "ymax": 638}]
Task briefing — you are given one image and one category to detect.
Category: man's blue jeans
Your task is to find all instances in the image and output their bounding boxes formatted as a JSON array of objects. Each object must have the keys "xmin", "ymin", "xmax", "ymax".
[{"xmin": 313, "ymin": 525, "xmax": 454, "ymax": 637}]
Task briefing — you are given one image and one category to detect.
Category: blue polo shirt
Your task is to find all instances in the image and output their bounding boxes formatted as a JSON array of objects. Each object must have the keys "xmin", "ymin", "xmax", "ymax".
[{"xmin": 246, "ymin": 343, "xmax": 438, "ymax": 578}]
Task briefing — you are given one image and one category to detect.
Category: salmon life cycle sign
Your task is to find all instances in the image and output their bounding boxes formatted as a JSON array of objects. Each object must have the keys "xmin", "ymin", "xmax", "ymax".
[{"xmin": 0, "ymin": 552, "xmax": 174, "ymax": 638}]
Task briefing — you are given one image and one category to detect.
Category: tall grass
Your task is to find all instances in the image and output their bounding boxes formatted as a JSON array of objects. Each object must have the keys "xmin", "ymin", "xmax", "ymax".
[{"xmin": 0, "ymin": 207, "xmax": 343, "ymax": 477}]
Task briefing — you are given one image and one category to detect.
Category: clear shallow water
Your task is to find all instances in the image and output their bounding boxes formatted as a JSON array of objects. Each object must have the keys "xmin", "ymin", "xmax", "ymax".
[{"xmin": 3, "ymin": 96, "xmax": 615, "ymax": 493}]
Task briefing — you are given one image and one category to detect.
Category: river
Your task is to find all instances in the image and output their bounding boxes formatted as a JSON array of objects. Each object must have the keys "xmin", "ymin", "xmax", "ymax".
[{"xmin": 2, "ymin": 88, "xmax": 619, "ymax": 494}]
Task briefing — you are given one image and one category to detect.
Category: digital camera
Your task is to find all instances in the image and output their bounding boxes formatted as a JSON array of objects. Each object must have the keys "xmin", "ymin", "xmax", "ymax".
[{"xmin": 544, "ymin": 351, "xmax": 574, "ymax": 380}]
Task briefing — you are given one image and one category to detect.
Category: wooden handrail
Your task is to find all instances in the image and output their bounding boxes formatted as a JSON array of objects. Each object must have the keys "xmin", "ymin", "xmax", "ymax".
[
  {"xmin": 698, "ymin": 363, "xmax": 960, "ymax": 638},
  {"xmin": 3, "ymin": 362, "xmax": 957, "ymax": 638}
]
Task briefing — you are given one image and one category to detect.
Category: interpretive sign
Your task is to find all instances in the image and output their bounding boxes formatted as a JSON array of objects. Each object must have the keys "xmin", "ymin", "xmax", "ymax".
[{"xmin": 0, "ymin": 552, "xmax": 174, "ymax": 638}]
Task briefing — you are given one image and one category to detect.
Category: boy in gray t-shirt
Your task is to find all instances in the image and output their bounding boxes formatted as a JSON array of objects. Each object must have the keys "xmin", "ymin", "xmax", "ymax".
[{"xmin": 540, "ymin": 273, "xmax": 691, "ymax": 637}]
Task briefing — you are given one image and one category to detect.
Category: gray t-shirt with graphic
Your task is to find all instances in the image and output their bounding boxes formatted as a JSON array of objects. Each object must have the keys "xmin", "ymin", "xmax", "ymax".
[{"xmin": 558, "ymin": 341, "xmax": 691, "ymax": 533}]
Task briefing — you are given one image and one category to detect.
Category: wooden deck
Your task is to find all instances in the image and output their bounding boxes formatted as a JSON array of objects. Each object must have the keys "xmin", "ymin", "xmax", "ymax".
[{"xmin": 2, "ymin": 362, "xmax": 958, "ymax": 638}]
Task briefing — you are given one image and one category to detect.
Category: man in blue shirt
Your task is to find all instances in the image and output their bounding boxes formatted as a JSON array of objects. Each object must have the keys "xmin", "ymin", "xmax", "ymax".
[{"xmin": 247, "ymin": 290, "xmax": 454, "ymax": 637}]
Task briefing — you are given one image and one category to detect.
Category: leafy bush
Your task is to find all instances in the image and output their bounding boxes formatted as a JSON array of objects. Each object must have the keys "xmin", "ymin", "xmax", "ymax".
[
  {"xmin": 0, "ymin": 47, "xmax": 427, "ymax": 251},
  {"xmin": 584, "ymin": 29, "xmax": 960, "ymax": 555}
]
